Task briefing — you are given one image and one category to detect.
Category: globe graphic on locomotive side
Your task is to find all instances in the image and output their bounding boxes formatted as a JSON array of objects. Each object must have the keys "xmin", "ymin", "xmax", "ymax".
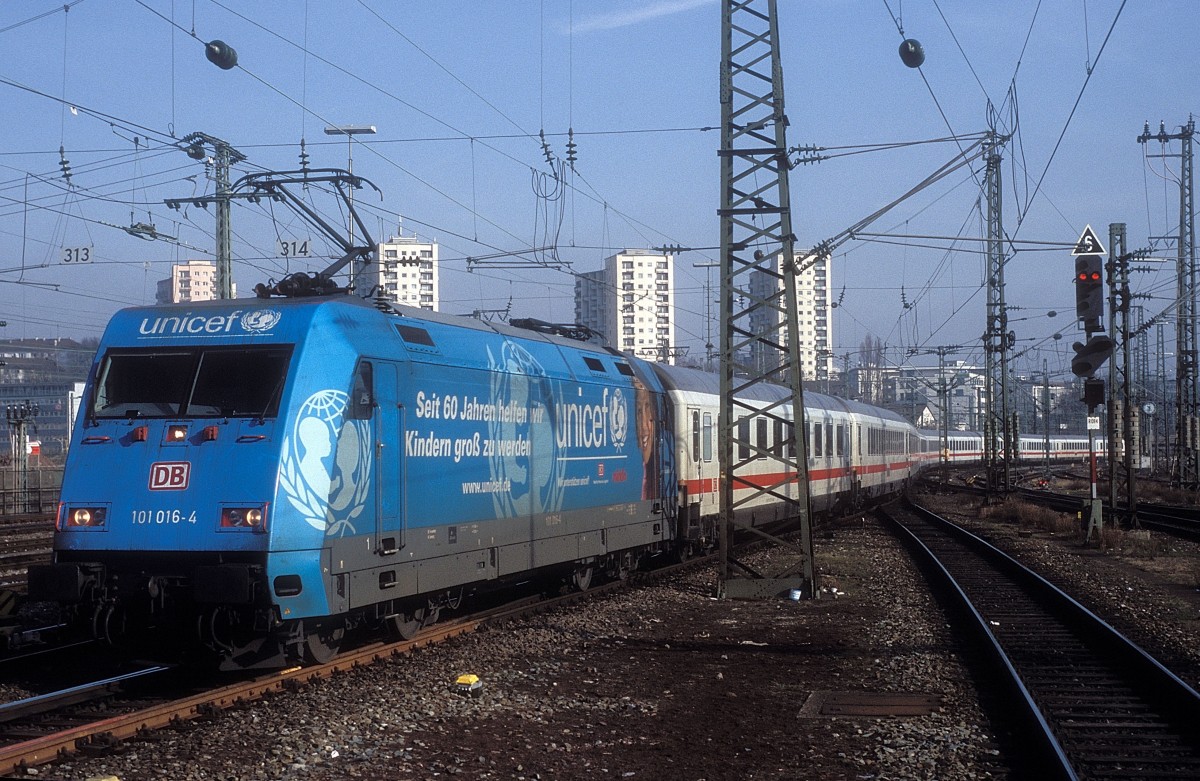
[
  {"xmin": 487, "ymin": 341, "xmax": 564, "ymax": 518},
  {"xmin": 283, "ymin": 389, "xmax": 373, "ymax": 535}
]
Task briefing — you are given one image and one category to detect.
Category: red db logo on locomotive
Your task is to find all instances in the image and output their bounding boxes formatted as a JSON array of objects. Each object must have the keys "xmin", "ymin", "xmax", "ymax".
[{"xmin": 149, "ymin": 462, "xmax": 191, "ymax": 491}]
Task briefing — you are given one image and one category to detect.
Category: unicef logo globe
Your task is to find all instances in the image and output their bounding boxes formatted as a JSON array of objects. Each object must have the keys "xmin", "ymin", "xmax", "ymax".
[
  {"xmin": 241, "ymin": 309, "xmax": 281, "ymax": 332},
  {"xmin": 299, "ymin": 389, "xmax": 347, "ymax": 426},
  {"xmin": 609, "ymin": 387, "xmax": 628, "ymax": 450},
  {"xmin": 280, "ymin": 390, "xmax": 373, "ymax": 535},
  {"xmin": 486, "ymin": 341, "xmax": 564, "ymax": 518}
]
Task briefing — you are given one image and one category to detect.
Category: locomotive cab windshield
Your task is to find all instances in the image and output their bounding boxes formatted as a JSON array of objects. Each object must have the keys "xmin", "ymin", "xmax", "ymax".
[{"xmin": 91, "ymin": 345, "xmax": 293, "ymax": 419}]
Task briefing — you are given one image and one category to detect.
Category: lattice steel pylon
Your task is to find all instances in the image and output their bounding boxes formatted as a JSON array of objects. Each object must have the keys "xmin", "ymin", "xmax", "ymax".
[
  {"xmin": 1139, "ymin": 119, "xmax": 1196, "ymax": 486},
  {"xmin": 717, "ymin": 0, "xmax": 815, "ymax": 599},
  {"xmin": 982, "ymin": 132, "xmax": 1011, "ymax": 496}
]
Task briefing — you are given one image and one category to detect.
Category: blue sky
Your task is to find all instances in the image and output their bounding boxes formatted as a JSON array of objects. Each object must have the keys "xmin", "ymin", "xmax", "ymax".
[{"xmin": 0, "ymin": 1, "xmax": 1197, "ymax": 382}]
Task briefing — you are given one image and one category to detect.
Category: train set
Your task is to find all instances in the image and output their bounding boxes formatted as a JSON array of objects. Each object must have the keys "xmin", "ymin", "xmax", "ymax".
[{"xmin": 29, "ymin": 295, "xmax": 1100, "ymax": 669}]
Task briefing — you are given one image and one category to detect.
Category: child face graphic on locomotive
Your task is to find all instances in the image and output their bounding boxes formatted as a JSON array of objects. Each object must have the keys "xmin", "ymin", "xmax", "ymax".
[{"xmin": 633, "ymin": 376, "xmax": 656, "ymax": 500}]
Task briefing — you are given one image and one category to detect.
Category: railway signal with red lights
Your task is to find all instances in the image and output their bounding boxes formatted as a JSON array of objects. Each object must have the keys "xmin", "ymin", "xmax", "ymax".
[{"xmin": 1074, "ymin": 255, "xmax": 1104, "ymax": 332}]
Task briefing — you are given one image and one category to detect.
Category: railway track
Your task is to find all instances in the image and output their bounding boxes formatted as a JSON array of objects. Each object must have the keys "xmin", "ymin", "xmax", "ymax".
[
  {"xmin": 0, "ymin": 515, "xmax": 53, "ymax": 593},
  {"xmin": 1012, "ymin": 487, "xmax": 1200, "ymax": 543},
  {"xmin": 884, "ymin": 499, "xmax": 1200, "ymax": 779},
  {"xmin": 0, "ymin": 552, "xmax": 698, "ymax": 776}
]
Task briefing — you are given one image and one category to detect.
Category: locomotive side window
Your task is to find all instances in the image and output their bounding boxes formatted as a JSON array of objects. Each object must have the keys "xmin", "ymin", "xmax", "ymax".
[
  {"xmin": 92, "ymin": 346, "xmax": 292, "ymax": 419},
  {"xmin": 395, "ymin": 324, "xmax": 435, "ymax": 346},
  {"xmin": 350, "ymin": 362, "xmax": 374, "ymax": 420}
]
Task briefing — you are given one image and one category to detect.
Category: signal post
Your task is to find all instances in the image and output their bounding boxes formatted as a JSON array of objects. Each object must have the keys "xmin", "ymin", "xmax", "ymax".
[{"xmin": 1071, "ymin": 225, "xmax": 1114, "ymax": 541}]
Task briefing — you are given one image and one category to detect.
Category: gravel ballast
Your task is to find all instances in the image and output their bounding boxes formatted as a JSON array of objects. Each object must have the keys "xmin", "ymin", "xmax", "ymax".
[{"xmin": 29, "ymin": 489, "xmax": 1200, "ymax": 780}]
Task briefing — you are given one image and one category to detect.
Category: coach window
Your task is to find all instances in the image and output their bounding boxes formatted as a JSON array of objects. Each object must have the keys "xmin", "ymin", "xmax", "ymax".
[
  {"xmin": 702, "ymin": 413, "xmax": 713, "ymax": 461},
  {"xmin": 737, "ymin": 417, "xmax": 750, "ymax": 461},
  {"xmin": 756, "ymin": 417, "xmax": 768, "ymax": 459},
  {"xmin": 825, "ymin": 423, "xmax": 833, "ymax": 458},
  {"xmin": 692, "ymin": 410, "xmax": 701, "ymax": 462},
  {"xmin": 350, "ymin": 362, "xmax": 374, "ymax": 420},
  {"xmin": 813, "ymin": 423, "xmax": 823, "ymax": 458},
  {"xmin": 836, "ymin": 424, "xmax": 845, "ymax": 457}
]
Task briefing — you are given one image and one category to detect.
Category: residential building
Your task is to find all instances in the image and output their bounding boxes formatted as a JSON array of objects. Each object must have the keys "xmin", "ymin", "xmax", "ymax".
[
  {"xmin": 375, "ymin": 235, "xmax": 438, "ymax": 310},
  {"xmin": 574, "ymin": 250, "xmax": 675, "ymax": 363},
  {"xmin": 155, "ymin": 260, "xmax": 233, "ymax": 303},
  {"xmin": 747, "ymin": 252, "xmax": 833, "ymax": 380}
]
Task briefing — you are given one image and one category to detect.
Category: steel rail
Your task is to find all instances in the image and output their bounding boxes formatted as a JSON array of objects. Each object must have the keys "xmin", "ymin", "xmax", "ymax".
[{"xmin": 885, "ymin": 499, "xmax": 1200, "ymax": 779}]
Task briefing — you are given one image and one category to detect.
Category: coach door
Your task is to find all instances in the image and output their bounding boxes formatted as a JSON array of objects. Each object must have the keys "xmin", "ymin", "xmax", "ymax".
[{"xmin": 370, "ymin": 362, "xmax": 403, "ymax": 554}]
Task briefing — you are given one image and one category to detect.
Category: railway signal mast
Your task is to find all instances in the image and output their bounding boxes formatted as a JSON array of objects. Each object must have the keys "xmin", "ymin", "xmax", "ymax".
[
  {"xmin": 1070, "ymin": 225, "xmax": 1114, "ymax": 539},
  {"xmin": 717, "ymin": 0, "xmax": 815, "ymax": 599}
]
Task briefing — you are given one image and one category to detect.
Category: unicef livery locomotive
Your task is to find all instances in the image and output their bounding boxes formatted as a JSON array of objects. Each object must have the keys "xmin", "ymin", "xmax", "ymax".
[{"xmin": 31, "ymin": 296, "xmax": 678, "ymax": 668}]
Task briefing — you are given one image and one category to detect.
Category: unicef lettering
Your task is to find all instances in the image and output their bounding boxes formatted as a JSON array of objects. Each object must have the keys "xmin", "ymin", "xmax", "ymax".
[
  {"xmin": 137, "ymin": 309, "xmax": 281, "ymax": 338},
  {"xmin": 556, "ymin": 388, "xmax": 611, "ymax": 449}
]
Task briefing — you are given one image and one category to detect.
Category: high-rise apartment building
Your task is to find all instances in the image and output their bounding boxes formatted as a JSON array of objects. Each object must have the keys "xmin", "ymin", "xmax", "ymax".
[
  {"xmin": 375, "ymin": 235, "xmax": 438, "ymax": 310},
  {"xmin": 574, "ymin": 250, "xmax": 675, "ymax": 363},
  {"xmin": 155, "ymin": 260, "xmax": 233, "ymax": 304},
  {"xmin": 747, "ymin": 253, "xmax": 833, "ymax": 381}
]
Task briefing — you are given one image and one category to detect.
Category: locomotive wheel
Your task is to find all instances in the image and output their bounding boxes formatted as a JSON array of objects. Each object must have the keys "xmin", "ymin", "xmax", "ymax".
[
  {"xmin": 571, "ymin": 565, "xmax": 593, "ymax": 592},
  {"xmin": 385, "ymin": 608, "xmax": 427, "ymax": 641},
  {"xmin": 303, "ymin": 619, "xmax": 345, "ymax": 664},
  {"xmin": 92, "ymin": 603, "xmax": 127, "ymax": 646}
]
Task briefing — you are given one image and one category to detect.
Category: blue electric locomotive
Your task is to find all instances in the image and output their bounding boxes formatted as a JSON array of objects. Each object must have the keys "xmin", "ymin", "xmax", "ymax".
[{"xmin": 31, "ymin": 296, "xmax": 678, "ymax": 668}]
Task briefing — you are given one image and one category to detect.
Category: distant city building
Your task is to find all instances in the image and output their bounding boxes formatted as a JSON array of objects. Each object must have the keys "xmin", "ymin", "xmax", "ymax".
[
  {"xmin": 747, "ymin": 252, "xmax": 832, "ymax": 380},
  {"xmin": 0, "ymin": 338, "xmax": 95, "ymax": 457},
  {"xmin": 574, "ymin": 250, "xmax": 675, "ymax": 363},
  {"xmin": 375, "ymin": 235, "xmax": 438, "ymax": 310},
  {"xmin": 155, "ymin": 260, "xmax": 234, "ymax": 304}
]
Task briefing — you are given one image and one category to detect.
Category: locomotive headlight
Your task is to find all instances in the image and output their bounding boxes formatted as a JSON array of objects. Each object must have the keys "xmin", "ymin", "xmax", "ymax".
[
  {"xmin": 168, "ymin": 425, "xmax": 188, "ymax": 442},
  {"xmin": 62, "ymin": 506, "xmax": 107, "ymax": 528},
  {"xmin": 220, "ymin": 505, "xmax": 268, "ymax": 531}
]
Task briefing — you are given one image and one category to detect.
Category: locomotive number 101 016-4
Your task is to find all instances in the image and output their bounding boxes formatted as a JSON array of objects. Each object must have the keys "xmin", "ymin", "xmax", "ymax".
[{"xmin": 132, "ymin": 509, "xmax": 198, "ymax": 525}]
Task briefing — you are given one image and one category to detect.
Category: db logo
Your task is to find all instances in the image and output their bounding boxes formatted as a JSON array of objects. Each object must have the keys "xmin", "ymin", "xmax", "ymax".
[{"xmin": 149, "ymin": 461, "xmax": 191, "ymax": 491}]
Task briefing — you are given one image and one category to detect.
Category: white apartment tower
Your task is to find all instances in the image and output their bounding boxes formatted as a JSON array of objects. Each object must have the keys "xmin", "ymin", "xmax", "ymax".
[
  {"xmin": 375, "ymin": 235, "xmax": 438, "ymax": 310},
  {"xmin": 574, "ymin": 250, "xmax": 675, "ymax": 363},
  {"xmin": 747, "ymin": 253, "xmax": 833, "ymax": 381},
  {"xmin": 155, "ymin": 260, "xmax": 233, "ymax": 304}
]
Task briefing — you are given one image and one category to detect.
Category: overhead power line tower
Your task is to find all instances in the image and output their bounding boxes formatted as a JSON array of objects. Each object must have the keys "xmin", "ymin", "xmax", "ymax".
[
  {"xmin": 717, "ymin": 0, "xmax": 815, "ymax": 599},
  {"xmin": 982, "ymin": 131, "xmax": 1011, "ymax": 496},
  {"xmin": 171, "ymin": 132, "xmax": 246, "ymax": 300},
  {"xmin": 1139, "ymin": 118, "xmax": 1196, "ymax": 487}
]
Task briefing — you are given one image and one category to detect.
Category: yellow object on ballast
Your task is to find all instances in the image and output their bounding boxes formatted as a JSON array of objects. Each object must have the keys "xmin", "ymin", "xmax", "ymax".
[{"xmin": 454, "ymin": 673, "xmax": 484, "ymax": 697}]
